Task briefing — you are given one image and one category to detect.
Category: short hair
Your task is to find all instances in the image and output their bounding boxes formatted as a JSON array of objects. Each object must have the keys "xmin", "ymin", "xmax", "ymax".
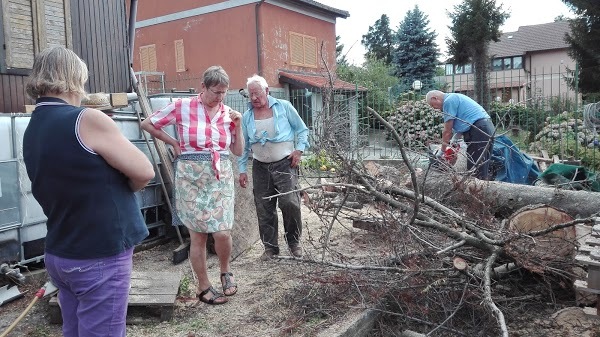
[
  {"xmin": 425, "ymin": 90, "xmax": 444, "ymax": 104},
  {"xmin": 246, "ymin": 74, "xmax": 268, "ymax": 92},
  {"xmin": 25, "ymin": 46, "xmax": 88, "ymax": 99},
  {"xmin": 202, "ymin": 65, "xmax": 230, "ymax": 88}
]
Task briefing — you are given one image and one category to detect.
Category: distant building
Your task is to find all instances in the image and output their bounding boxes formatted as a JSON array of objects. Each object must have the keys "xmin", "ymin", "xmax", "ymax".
[
  {"xmin": 132, "ymin": 0, "xmax": 366, "ymax": 130},
  {"xmin": 439, "ymin": 21, "xmax": 575, "ymax": 103}
]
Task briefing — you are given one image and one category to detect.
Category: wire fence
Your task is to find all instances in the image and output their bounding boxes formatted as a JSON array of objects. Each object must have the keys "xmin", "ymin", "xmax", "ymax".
[{"xmin": 136, "ymin": 67, "xmax": 600, "ymax": 172}]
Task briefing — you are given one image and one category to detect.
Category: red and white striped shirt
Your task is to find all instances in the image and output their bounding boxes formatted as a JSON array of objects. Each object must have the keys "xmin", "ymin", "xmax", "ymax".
[{"xmin": 149, "ymin": 95, "xmax": 236, "ymax": 179}]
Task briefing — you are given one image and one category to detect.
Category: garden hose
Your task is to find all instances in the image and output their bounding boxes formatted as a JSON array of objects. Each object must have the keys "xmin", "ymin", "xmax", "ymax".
[{"xmin": 0, "ymin": 281, "xmax": 58, "ymax": 337}]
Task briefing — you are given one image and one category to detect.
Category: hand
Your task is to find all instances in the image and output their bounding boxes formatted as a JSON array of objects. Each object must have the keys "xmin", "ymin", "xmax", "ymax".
[
  {"xmin": 171, "ymin": 146, "xmax": 181, "ymax": 161},
  {"xmin": 239, "ymin": 173, "xmax": 248, "ymax": 188},
  {"xmin": 229, "ymin": 110, "xmax": 242, "ymax": 129},
  {"xmin": 288, "ymin": 150, "xmax": 302, "ymax": 168}
]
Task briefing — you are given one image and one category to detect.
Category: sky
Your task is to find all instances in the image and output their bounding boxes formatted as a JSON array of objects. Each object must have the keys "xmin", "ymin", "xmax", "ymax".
[{"xmin": 316, "ymin": 0, "xmax": 575, "ymax": 65}]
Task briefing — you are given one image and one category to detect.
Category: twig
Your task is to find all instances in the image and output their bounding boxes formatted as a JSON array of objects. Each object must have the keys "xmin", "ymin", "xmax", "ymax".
[{"xmin": 482, "ymin": 250, "xmax": 509, "ymax": 337}]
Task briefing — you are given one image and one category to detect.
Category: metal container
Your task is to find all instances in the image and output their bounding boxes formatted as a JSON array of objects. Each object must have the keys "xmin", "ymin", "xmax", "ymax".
[{"xmin": 0, "ymin": 97, "xmax": 178, "ymax": 265}]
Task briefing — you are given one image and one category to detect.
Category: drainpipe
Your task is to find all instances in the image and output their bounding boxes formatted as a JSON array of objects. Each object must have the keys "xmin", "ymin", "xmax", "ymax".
[
  {"xmin": 255, "ymin": 0, "xmax": 264, "ymax": 76},
  {"xmin": 128, "ymin": 0, "xmax": 138, "ymax": 67}
]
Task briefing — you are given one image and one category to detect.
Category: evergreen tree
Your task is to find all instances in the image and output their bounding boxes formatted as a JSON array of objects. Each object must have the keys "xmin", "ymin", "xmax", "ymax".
[
  {"xmin": 361, "ymin": 14, "xmax": 394, "ymax": 65},
  {"xmin": 392, "ymin": 5, "xmax": 440, "ymax": 92},
  {"xmin": 562, "ymin": 0, "xmax": 600, "ymax": 97},
  {"xmin": 336, "ymin": 35, "xmax": 348, "ymax": 66},
  {"xmin": 447, "ymin": 0, "xmax": 509, "ymax": 109}
]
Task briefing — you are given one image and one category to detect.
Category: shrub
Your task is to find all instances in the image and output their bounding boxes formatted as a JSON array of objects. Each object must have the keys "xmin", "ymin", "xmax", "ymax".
[{"xmin": 385, "ymin": 100, "xmax": 443, "ymax": 150}]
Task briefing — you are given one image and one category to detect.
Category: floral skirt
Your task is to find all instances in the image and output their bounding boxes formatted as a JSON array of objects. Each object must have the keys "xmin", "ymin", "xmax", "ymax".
[{"xmin": 172, "ymin": 154, "xmax": 234, "ymax": 233}]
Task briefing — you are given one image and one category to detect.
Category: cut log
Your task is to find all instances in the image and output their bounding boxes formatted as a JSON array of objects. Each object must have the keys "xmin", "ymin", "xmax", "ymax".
[
  {"xmin": 506, "ymin": 205, "xmax": 575, "ymax": 257},
  {"xmin": 421, "ymin": 172, "xmax": 600, "ymax": 218},
  {"xmin": 504, "ymin": 205, "xmax": 577, "ymax": 275},
  {"xmin": 453, "ymin": 257, "xmax": 468, "ymax": 271}
]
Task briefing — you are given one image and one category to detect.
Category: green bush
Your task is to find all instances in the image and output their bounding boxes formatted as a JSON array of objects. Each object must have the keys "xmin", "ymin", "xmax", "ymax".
[{"xmin": 301, "ymin": 149, "xmax": 338, "ymax": 172}]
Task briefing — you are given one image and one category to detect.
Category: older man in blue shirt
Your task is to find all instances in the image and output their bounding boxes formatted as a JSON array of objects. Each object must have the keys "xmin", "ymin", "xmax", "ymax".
[
  {"xmin": 238, "ymin": 74, "xmax": 309, "ymax": 260},
  {"xmin": 426, "ymin": 90, "xmax": 495, "ymax": 180}
]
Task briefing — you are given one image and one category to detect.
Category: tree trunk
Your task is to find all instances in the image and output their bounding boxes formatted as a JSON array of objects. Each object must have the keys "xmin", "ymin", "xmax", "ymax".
[{"xmin": 421, "ymin": 172, "xmax": 600, "ymax": 218}]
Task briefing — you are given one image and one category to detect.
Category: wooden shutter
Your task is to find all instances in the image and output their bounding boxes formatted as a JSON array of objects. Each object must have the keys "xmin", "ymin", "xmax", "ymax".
[
  {"xmin": 1, "ymin": 0, "xmax": 72, "ymax": 70},
  {"xmin": 37, "ymin": 0, "xmax": 72, "ymax": 49},
  {"xmin": 2, "ymin": 0, "xmax": 35, "ymax": 69},
  {"xmin": 290, "ymin": 32, "xmax": 304, "ymax": 66},
  {"xmin": 303, "ymin": 36, "xmax": 317, "ymax": 67},
  {"xmin": 289, "ymin": 32, "xmax": 317, "ymax": 68},
  {"xmin": 175, "ymin": 39, "xmax": 185, "ymax": 72},
  {"xmin": 140, "ymin": 44, "xmax": 157, "ymax": 72}
]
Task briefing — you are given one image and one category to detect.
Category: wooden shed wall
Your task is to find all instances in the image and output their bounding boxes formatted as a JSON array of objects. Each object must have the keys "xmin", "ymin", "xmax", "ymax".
[{"xmin": 0, "ymin": 0, "xmax": 131, "ymax": 113}]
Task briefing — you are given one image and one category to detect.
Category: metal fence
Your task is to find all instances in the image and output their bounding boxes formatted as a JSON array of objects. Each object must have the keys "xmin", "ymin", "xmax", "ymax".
[{"xmin": 136, "ymin": 68, "xmax": 600, "ymax": 172}]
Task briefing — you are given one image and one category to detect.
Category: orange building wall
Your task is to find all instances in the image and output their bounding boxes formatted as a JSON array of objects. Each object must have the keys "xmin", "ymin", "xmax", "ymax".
[
  {"xmin": 132, "ymin": 1, "xmax": 338, "ymax": 90},
  {"xmin": 258, "ymin": 3, "xmax": 337, "ymax": 88},
  {"xmin": 133, "ymin": 4, "xmax": 259, "ymax": 89}
]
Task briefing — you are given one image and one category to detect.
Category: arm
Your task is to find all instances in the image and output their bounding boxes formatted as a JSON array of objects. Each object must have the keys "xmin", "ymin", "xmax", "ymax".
[
  {"xmin": 284, "ymin": 101, "xmax": 309, "ymax": 152},
  {"xmin": 441, "ymin": 119, "xmax": 454, "ymax": 152},
  {"xmin": 228, "ymin": 110, "xmax": 244, "ymax": 157},
  {"xmin": 79, "ymin": 109, "xmax": 154, "ymax": 191},
  {"xmin": 237, "ymin": 112, "xmax": 252, "ymax": 188},
  {"xmin": 140, "ymin": 118, "xmax": 181, "ymax": 158}
]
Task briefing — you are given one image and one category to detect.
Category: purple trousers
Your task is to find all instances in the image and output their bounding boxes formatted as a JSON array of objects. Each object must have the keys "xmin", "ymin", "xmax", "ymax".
[{"xmin": 44, "ymin": 248, "xmax": 134, "ymax": 337}]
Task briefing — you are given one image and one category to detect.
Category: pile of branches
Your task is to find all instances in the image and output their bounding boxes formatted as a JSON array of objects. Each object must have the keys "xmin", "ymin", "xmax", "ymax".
[{"xmin": 294, "ymin": 89, "xmax": 595, "ymax": 336}]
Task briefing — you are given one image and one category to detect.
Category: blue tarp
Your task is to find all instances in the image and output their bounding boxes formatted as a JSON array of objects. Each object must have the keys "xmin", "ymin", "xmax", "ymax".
[{"xmin": 491, "ymin": 135, "xmax": 541, "ymax": 185}]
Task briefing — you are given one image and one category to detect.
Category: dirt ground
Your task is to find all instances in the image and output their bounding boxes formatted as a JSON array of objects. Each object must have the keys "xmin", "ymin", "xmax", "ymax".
[
  {"xmin": 2, "ymin": 198, "xmax": 600, "ymax": 336},
  {"xmin": 0, "ymin": 203, "xmax": 381, "ymax": 337}
]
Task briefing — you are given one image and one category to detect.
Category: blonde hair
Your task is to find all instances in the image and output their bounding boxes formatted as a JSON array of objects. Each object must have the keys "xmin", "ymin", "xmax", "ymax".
[{"xmin": 25, "ymin": 46, "xmax": 88, "ymax": 99}]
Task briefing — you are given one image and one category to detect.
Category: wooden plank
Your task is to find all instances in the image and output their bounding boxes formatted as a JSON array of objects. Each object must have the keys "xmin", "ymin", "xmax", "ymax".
[
  {"xmin": 541, "ymin": 150, "xmax": 550, "ymax": 160},
  {"xmin": 528, "ymin": 155, "xmax": 553, "ymax": 163},
  {"xmin": 132, "ymin": 79, "xmax": 175, "ymax": 190},
  {"xmin": 127, "ymin": 294, "xmax": 176, "ymax": 306},
  {"xmin": 552, "ymin": 155, "xmax": 561, "ymax": 163}
]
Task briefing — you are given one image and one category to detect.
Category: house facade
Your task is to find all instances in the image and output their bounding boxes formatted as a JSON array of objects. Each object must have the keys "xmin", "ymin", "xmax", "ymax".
[
  {"xmin": 131, "ymin": 0, "xmax": 353, "ymax": 94},
  {"xmin": 439, "ymin": 21, "xmax": 575, "ymax": 103},
  {"xmin": 132, "ymin": 0, "xmax": 364, "ymax": 133}
]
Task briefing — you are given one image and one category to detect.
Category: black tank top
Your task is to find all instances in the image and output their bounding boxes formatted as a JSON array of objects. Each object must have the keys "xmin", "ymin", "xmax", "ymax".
[{"xmin": 23, "ymin": 97, "xmax": 148, "ymax": 259}]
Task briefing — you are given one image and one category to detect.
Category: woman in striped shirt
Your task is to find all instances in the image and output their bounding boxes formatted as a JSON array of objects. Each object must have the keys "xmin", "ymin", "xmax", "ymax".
[{"xmin": 141, "ymin": 66, "xmax": 243, "ymax": 305}]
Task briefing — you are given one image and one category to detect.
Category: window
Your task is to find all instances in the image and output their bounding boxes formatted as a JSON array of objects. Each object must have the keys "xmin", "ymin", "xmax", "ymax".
[
  {"xmin": 445, "ymin": 64, "xmax": 454, "ymax": 75},
  {"xmin": 139, "ymin": 44, "xmax": 157, "ymax": 72},
  {"xmin": 513, "ymin": 56, "xmax": 523, "ymax": 69},
  {"xmin": 492, "ymin": 58, "xmax": 503, "ymax": 71},
  {"xmin": 289, "ymin": 32, "xmax": 317, "ymax": 68},
  {"xmin": 174, "ymin": 39, "xmax": 185, "ymax": 72},
  {"xmin": 1, "ymin": 0, "xmax": 72, "ymax": 72},
  {"xmin": 491, "ymin": 56, "xmax": 524, "ymax": 71},
  {"xmin": 445, "ymin": 63, "xmax": 472, "ymax": 75}
]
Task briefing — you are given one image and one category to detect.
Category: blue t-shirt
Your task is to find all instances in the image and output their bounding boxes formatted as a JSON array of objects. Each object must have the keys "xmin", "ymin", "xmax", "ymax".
[{"xmin": 442, "ymin": 93, "xmax": 490, "ymax": 133}]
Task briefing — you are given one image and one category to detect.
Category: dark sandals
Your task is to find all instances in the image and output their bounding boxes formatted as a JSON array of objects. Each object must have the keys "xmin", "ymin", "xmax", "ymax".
[
  {"xmin": 220, "ymin": 272, "xmax": 238, "ymax": 296},
  {"xmin": 197, "ymin": 286, "xmax": 228, "ymax": 305}
]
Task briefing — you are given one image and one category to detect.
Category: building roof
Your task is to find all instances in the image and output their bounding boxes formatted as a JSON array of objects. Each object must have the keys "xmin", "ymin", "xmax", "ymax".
[
  {"xmin": 293, "ymin": 0, "xmax": 349, "ymax": 18},
  {"xmin": 278, "ymin": 70, "xmax": 367, "ymax": 92},
  {"xmin": 489, "ymin": 20, "xmax": 571, "ymax": 58}
]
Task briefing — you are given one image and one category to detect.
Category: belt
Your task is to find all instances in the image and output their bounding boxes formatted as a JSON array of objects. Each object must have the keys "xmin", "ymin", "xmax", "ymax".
[{"xmin": 253, "ymin": 156, "xmax": 289, "ymax": 165}]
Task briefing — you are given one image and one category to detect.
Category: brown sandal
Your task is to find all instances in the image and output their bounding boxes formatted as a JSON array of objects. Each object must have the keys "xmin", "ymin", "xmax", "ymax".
[
  {"xmin": 197, "ymin": 286, "xmax": 228, "ymax": 305},
  {"xmin": 220, "ymin": 272, "xmax": 238, "ymax": 296}
]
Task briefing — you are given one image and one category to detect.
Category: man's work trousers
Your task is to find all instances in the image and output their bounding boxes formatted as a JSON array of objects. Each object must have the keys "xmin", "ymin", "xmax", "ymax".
[{"xmin": 252, "ymin": 157, "xmax": 302, "ymax": 255}]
